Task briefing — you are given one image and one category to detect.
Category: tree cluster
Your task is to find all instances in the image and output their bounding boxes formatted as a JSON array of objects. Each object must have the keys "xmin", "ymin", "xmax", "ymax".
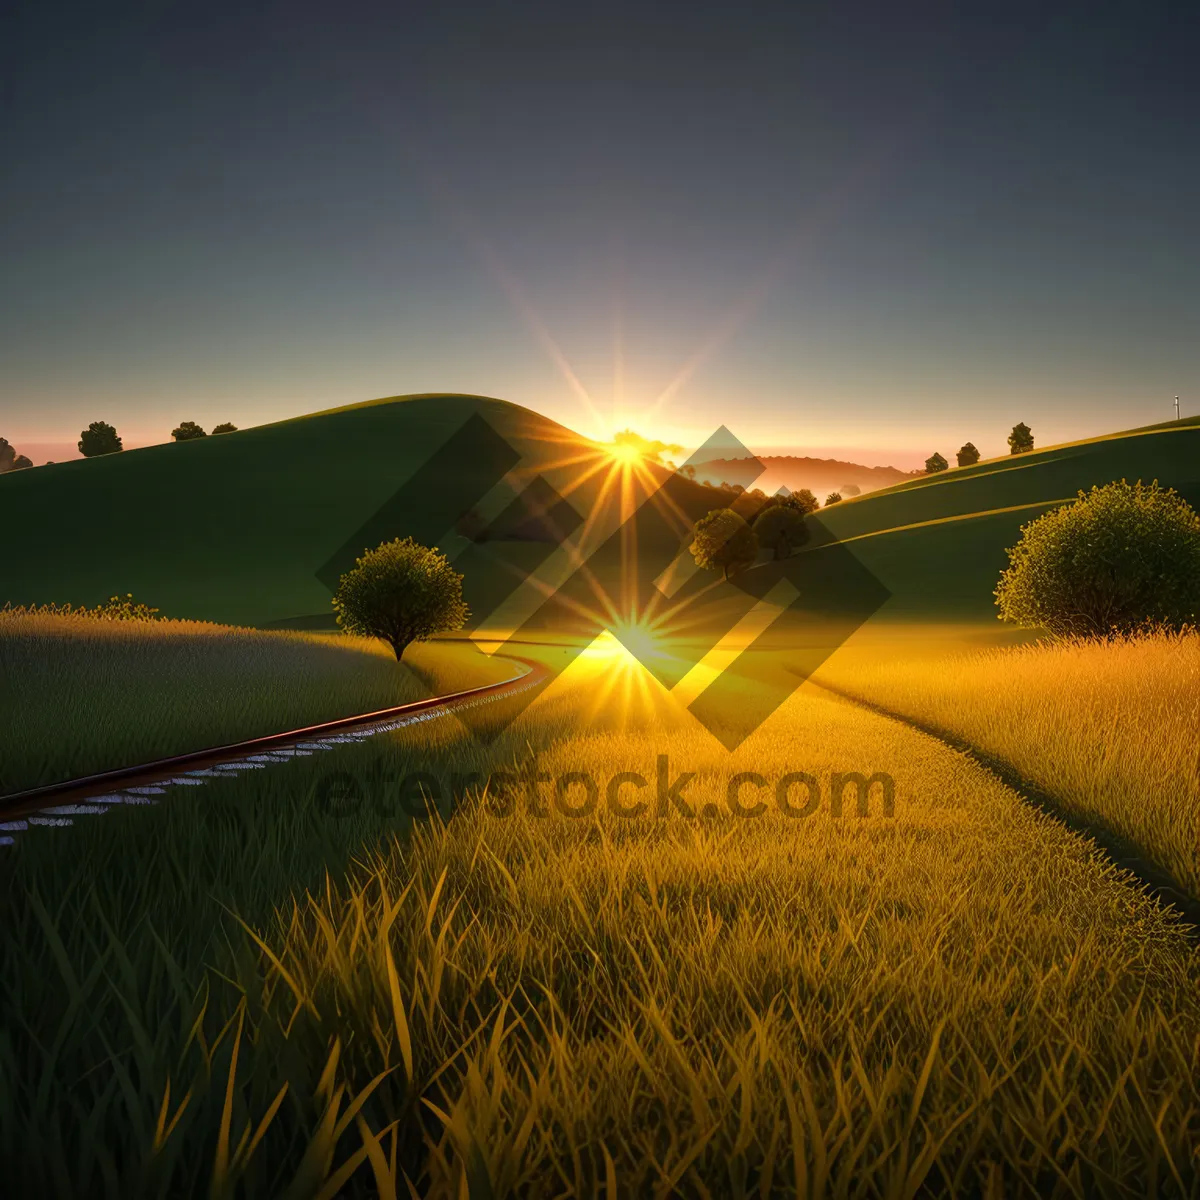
[{"xmin": 926, "ymin": 425, "xmax": 1033, "ymax": 473}]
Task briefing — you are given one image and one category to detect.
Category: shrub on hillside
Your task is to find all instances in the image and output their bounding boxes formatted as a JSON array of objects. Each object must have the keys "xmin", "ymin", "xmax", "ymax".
[
  {"xmin": 172, "ymin": 421, "xmax": 207, "ymax": 441},
  {"xmin": 995, "ymin": 480, "xmax": 1200, "ymax": 638},
  {"xmin": 957, "ymin": 442, "xmax": 980, "ymax": 466},
  {"xmin": 333, "ymin": 537, "xmax": 469, "ymax": 660},
  {"xmin": 825, "ymin": 491, "xmax": 843, "ymax": 506},
  {"xmin": 925, "ymin": 452, "xmax": 948, "ymax": 474},
  {"xmin": 212, "ymin": 422, "xmax": 238, "ymax": 434}
]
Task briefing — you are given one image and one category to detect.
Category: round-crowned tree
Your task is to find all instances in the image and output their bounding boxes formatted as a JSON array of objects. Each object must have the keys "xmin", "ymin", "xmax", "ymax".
[
  {"xmin": 212, "ymin": 422, "xmax": 238, "ymax": 434},
  {"xmin": 925, "ymin": 452, "xmax": 948, "ymax": 474},
  {"xmin": 957, "ymin": 442, "xmax": 981, "ymax": 466},
  {"xmin": 753, "ymin": 503, "xmax": 809, "ymax": 560},
  {"xmin": 78, "ymin": 421, "xmax": 123, "ymax": 457},
  {"xmin": 691, "ymin": 509, "xmax": 759, "ymax": 580},
  {"xmin": 1008, "ymin": 422, "xmax": 1034, "ymax": 454},
  {"xmin": 995, "ymin": 479, "xmax": 1200, "ymax": 638},
  {"xmin": 333, "ymin": 537, "xmax": 469, "ymax": 660},
  {"xmin": 172, "ymin": 421, "xmax": 207, "ymax": 441},
  {"xmin": 787, "ymin": 488, "xmax": 820, "ymax": 515}
]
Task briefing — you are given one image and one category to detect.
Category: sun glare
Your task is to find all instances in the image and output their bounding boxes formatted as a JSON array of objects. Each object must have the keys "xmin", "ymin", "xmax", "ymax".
[{"xmin": 607, "ymin": 441, "xmax": 644, "ymax": 467}]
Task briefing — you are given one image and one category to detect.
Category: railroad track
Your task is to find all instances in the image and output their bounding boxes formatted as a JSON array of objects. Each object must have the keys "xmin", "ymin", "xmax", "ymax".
[{"xmin": 0, "ymin": 655, "xmax": 546, "ymax": 845}]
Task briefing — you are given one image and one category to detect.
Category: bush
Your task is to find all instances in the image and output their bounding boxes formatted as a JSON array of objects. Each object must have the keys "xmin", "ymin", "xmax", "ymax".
[
  {"xmin": 78, "ymin": 421, "xmax": 122, "ymax": 457},
  {"xmin": 690, "ymin": 510, "xmax": 758, "ymax": 580},
  {"xmin": 925, "ymin": 452, "xmax": 948, "ymax": 474},
  {"xmin": 752, "ymin": 504, "xmax": 809, "ymax": 560},
  {"xmin": 333, "ymin": 537, "xmax": 469, "ymax": 660},
  {"xmin": 211, "ymin": 422, "xmax": 238, "ymax": 434},
  {"xmin": 825, "ymin": 491, "xmax": 842, "ymax": 506},
  {"xmin": 172, "ymin": 421, "xmax": 207, "ymax": 441},
  {"xmin": 995, "ymin": 480, "xmax": 1200, "ymax": 638},
  {"xmin": 956, "ymin": 442, "xmax": 980, "ymax": 466}
]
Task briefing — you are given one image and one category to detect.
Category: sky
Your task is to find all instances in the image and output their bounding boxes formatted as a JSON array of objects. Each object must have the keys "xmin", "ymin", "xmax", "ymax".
[{"xmin": 2, "ymin": 1, "xmax": 1198, "ymax": 468}]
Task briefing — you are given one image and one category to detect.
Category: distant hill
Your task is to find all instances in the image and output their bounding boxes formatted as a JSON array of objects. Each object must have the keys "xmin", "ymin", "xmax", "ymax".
[{"xmin": 690, "ymin": 455, "xmax": 919, "ymax": 499}]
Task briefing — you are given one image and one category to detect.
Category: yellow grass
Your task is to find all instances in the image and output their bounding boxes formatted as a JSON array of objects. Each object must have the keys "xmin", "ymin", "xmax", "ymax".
[
  {"xmin": 219, "ymin": 650, "xmax": 1200, "ymax": 1196},
  {"xmin": 813, "ymin": 628, "xmax": 1200, "ymax": 899},
  {"xmin": 0, "ymin": 613, "xmax": 514, "ymax": 793}
]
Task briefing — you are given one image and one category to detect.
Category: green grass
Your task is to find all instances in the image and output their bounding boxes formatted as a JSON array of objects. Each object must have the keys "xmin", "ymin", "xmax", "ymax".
[
  {"xmin": 4, "ymin": 643, "xmax": 1200, "ymax": 1196},
  {"xmin": 0, "ymin": 393, "xmax": 610, "ymax": 628},
  {"xmin": 0, "ymin": 612, "xmax": 516, "ymax": 794}
]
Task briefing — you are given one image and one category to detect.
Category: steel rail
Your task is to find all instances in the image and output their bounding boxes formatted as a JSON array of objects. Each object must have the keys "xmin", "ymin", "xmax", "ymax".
[{"xmin": 1, "ymin": 655, "xmax": 545, "ymax": 823}]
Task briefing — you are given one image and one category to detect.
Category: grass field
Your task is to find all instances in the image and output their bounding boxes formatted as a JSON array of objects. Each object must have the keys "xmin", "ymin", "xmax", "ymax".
[
  {"xmin": 4, "ymin": 640, "xmax": 1199, "ymax": 1197},
  {"xmin": 6, "ymin": 396, "xmax": 1200, "ymax": 1194},
  {"xmin": 0, "ymin": 612, "xmax": 515, "ymax": 794},
  {"xmin": 812, "ymin": 626, "xmax": 1200, "ymax": 902}
]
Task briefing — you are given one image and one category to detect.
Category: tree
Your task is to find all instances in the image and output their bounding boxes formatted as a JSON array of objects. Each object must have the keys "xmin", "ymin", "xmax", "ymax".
[
  {"xmin": 212, "ymin": 422, "xmax": 238, "ymax": 434},
  {"xmin": 12, "ymin": 454, "xmax": 32, "ymax": 470},
  {"xmin": 78, "ymin": 421, "xmax": 122, "ymax": 457},
  {"xmin": 956, "ymin": 442, "xmax": 981, "ymax": 466},
  {"xmin": 0, "ymin": 438, "xmax": 14, "ymax": 472},
  {"xmin": 995, "ymin": 480, "xmax": 1200, "ymax": 638},
  {"xmin": 841, "ymin": 483, "xmax": 861, "ymax": 497},
  {"xmin": 172, "ymin": 421, "xmax": 207, "ymax": 441},
  {"xmin": 925, "ymin": 452, "xmax": 949, "ymax": 473},
  {"xmin": 690, "ymin": 509, "xmax": 759, "ymax": 580},
  {"xmin": 825, "ymin": 491, "xmax": 843, "ymax": 506},
  {"xmin": 769, "ymin": 488, "xmax": 818, "ymax": 515},
  {"xmin": 1008, "ymin": 423, "xmax": 1034, "ymax": 454},
  {"xmin": 753, "ymin": 503, "xmax": 809, "ymax": 560},
  {"xmin": 333, "ymin": 537, "xmax": 469, "ymax": 660}
]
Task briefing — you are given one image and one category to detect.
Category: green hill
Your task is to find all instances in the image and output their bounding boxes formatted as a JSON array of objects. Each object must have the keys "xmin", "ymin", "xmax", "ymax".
[
  {"xmin": 799, "ymin": 415, "xmax": 1200, "ymax": 619},
  {"xmin": 5, "ymin": 396, "xmax": 1197, "ymax": 633},
  {"xmin": 0, "ymin": 394, "xmax": 628, "ymax": 628}
]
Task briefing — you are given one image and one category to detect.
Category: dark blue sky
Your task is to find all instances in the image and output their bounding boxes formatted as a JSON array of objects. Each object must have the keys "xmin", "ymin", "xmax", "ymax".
[{"xmin": 2, "ymin": 1, "xmax": 1197, "ymax": 464}]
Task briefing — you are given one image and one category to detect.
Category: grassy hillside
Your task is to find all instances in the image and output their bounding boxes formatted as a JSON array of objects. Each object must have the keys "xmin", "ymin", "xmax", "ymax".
[
  {"xmin": 0, "ymin": 394, "xmax": 626, "ymax": 628},
  {"xmin": 798, "ymin": 415, "xmax": 1200, "ymax": 620},
  {"xmin": 6, "ymin": 397, "xmax": 1197, "ymax": 632}
]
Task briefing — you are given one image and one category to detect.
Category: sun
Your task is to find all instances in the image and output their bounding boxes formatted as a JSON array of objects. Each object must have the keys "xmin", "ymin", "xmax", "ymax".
[{"xmin": 607, "ymin": 440, "xmax": 644, "ymax": 467}]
